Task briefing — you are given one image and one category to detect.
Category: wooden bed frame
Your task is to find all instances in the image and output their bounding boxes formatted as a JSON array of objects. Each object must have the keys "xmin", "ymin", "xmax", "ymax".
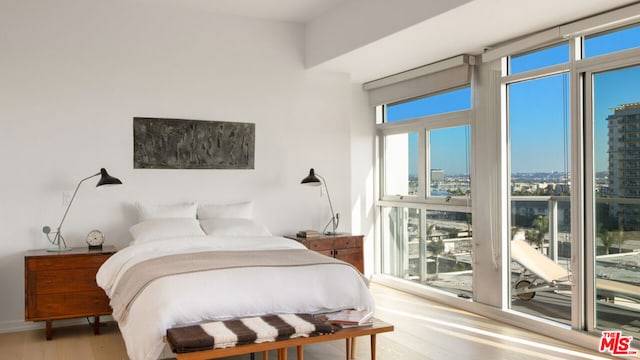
[{"xmin": 166, "ymin": 319, "xmax": 394, "ymax": 360}]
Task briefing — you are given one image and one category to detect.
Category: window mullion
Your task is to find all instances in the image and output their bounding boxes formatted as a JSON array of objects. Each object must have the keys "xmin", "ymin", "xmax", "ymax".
[
  {"xmin": 420, "ymin": 129, "xmax": 428, "ymax": 199},
  {"xmin": 570, "ymin": 34, "xmax": 587, "ymax": 333}
]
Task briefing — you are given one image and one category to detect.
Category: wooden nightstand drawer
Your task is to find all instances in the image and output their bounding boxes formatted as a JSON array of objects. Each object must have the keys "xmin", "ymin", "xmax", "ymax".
[
  {"xmin": 67, "ymin": 291, "xmax": 111, "ymax": 315},
  {"xmin": 333, "ymin": 236, "xmax": 361, "ymax": 249},
  {"xmin": 332, "ymin": 247, "xmax": 362, "ymax": 270},
  {"xmin": 286, "ymin": 234, "xmax": 364, "ymax": 273},
  {"xmin": 29, "ymin": 291, "xmax": 111, "ymax": 319},
  {"xmin": 28, "ymin": 268, "xmax": 100, "ymax": 294},
  {"xmin": 303, "ymin": 239, "xmax": 334, "ymax": 251},
  {"xmin": 26, "ymin": 254, "xmax": 111, "ymax": 271}
]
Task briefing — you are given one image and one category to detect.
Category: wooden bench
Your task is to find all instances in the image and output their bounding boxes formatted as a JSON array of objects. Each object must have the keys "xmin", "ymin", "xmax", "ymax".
[{"xmin": 166, "ymin": 319, "xmax": 394, "ymax": 360}]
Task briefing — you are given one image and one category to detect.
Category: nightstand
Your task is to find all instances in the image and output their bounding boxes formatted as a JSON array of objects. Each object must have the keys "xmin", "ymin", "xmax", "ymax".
[
  {"xmin": 285, "ymin": 234, "xmax": 364, "ymax": 273},
  {"xmin": 24, "ymin": 246, "xmax": 116, "ymax": 340}
]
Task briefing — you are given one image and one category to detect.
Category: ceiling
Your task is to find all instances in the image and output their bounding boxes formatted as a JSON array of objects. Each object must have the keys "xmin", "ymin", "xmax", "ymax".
[
  {"xmin": 145, "ymin": 0, "xmax": 638, "ymax": 83},
  {"xmin": 309, "ymin": 0, "xmax": 639, "ymax": 82},
  {"xmin": 147, "ymin": 0, "xmax": 350, "ymax": 23}
]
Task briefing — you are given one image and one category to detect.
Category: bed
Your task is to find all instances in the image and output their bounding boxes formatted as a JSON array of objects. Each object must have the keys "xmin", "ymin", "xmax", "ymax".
[{"xmin": 96, "ymin": 202, "xmax": 375, "ymax": 360}]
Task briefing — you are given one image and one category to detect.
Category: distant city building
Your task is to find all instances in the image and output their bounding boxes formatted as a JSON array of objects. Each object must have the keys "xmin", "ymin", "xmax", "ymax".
[
  {"xmin": 511, "ymin": 200, "xmax": 571, "ymax": 232},
  {"xmin": 431, "ymin": 169, "xmax": 445, "ymax": 181},
  {"xmin": 607, "ymin": 102, "xmax": 640, "ymax": 229},
  {"xmin": 554, "ymin": 182, "xmax": 570, "ymax": 195}
]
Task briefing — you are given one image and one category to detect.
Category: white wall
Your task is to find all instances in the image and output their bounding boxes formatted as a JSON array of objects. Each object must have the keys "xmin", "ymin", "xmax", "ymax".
[
  {"xmin": 349, "ymin": 84, "xmax": 376, "ymax": 275},
  {"xmin": 0, "ymin": 0, "xmax": 363, "ymax": 331}
]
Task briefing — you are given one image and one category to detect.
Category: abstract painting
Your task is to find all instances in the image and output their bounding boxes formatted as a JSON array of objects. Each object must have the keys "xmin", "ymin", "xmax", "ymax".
[{"xmin": 133, "ymin": 117, "xmax": 255, "ymax": 169}]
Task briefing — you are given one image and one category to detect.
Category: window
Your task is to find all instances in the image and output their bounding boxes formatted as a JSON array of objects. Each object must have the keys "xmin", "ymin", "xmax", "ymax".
[
  {"xmin": 430, "ymin": 126, "xmax": 470, "ymax": 197},
  {"xmin": 378, "ymin": 81, "xmax": 472, "ymax": 297},
  {"xmin": 503, "ymin": 20, "xmax": 640, "ymax": 338},
  {"xmin": 381, "ymin": 87, "xmax": 471, "ymax": 201},
  {"xmin": 584, "ymin": 23, "xmax": 640, "ymax": 58},
  {"xmin": 386, "ymin": 87, "xmax": 471, "ymax": 121},
  {"xmin": 383, "ymin": 132, "xmax": 418, "ymax": 197},
  {"xmin": 591, "ymin": 64, "xmax": 640, "ymax": 337},
  {"xmin": 507, "ymin": 71, "xmax": 572, "ymax": 325},
  {"xmin": 381, "ymin": 206, "xmax": 472, "ymax": 293},
  {"xmin": 509, "ymin": 43, "xmax": 569, "ymax": 75}
]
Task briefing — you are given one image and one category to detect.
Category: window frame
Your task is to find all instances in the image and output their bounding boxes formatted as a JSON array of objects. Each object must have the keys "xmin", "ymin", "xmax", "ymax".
[
  {"xmin": 378, "ymin": 106, "xmax": 472, "ymax": 208},
  {"xmin": 376, "ymin": 86, "xmax": 474, "ymax": 295},
  {"xmin": 503, "ymin": 52, "xmax": 575, "ymax": 326},
  {"xmin": 501, "ymin": 25, "xmax": 640, "ymax": 334},
  {"xmin": 579, "ymin": 50, "xmax": 640, "ymax": 335}
]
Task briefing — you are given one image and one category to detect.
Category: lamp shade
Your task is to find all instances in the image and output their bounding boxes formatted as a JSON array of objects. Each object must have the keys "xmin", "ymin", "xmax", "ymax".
[
  {"xmin": 301, "ymin": 168, "xmax": 322, "ymax": 186},
  {"xmin": 96, "ymin": 168, "xmax": 123, "ymax": 187}
]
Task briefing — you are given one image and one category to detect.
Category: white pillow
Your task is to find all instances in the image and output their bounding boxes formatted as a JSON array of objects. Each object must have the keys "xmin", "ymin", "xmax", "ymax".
[
  {"xmin": 136, "ymin": 202, "xmax": 197, "ymax": 222},
  {"xmin": 129, "ymin": 218, "xmax": 205, "ymax": 244},
  {"xmin": 197, "ymin": 201, "xmax": 253, "ymax": 220},
  {"xmin": 199, "ymin": 218, "xmax": 272, "ymax": 237}
]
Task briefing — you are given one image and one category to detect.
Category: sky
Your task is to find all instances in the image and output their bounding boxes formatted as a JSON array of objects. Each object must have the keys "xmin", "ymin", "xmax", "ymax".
[
  {"xmin": 387, "ymin": 88, "xmax": 470, "ymax": 176},
  {"xmin": 511, "ymin": 26, "xmax": 640, "ymax": 174},
  {"xmin": 509, "ymin": 72, "xmax": 570, "ymax": 174},
  {"xmin": 386, "ymin": 24, "xmax": 640, "ymax": 177},
  {"xmin": 593, "ymin": 66, "xmax": 640, "ymax": 172}
]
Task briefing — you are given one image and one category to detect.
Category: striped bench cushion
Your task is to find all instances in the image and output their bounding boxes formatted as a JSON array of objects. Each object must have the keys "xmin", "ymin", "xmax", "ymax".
[{"xmin": 166, "ymin": 313, "xmax": 334, "ymax": 353}]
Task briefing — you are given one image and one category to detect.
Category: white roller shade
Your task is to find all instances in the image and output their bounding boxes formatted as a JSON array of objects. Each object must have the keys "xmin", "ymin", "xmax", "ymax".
[{"xmin": 364, "ymin": 55, "xmax": 474, "ymax": 107}]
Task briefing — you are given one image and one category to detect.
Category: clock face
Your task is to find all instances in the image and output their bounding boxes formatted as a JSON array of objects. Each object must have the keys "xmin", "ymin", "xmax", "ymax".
[{"xmin": 86, "ymin": 229, "xmax": 105, "ymax": 247}]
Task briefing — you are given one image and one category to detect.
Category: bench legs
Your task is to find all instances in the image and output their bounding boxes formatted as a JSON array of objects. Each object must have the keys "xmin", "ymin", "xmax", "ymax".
[
  {"xmin": 277, "ymin": 348, "xmax": 287, "ymax": 360},
  {"xmin": 345, "ymin": 338, "xmax": 357, "ymax": 360},
  {"xmin": 268, "ymin": 345, "xmax": 302, "ymax": 360},
  {"xmin": 351, "ymin": 337, "xmax": 358, "ymax": 359},
  {"xmin": 370, "ymin": 334, "xmax": 377, "ymax": 360},
  {"xmin": 229, "ymin": 335, "xmax": 376, "ymax": 360},
  {"xmin": 344, "ymin": 335, "xmax": 377, "ymax": 360}
]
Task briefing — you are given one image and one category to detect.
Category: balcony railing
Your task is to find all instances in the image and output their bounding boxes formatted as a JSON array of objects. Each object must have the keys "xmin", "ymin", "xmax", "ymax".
[{"xmin": 511, "ymin": 195, "xmax": 640, "ymax": 259}]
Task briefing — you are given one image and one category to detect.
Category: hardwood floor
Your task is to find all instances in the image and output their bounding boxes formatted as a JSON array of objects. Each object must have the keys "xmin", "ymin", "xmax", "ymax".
[
  {"xmin": 0, "ymin": 319, "xmax": 128, "ymax": 360},
  {"xmin": 1, "ymin": 283, "xmax": 614, "ymax": 359}
]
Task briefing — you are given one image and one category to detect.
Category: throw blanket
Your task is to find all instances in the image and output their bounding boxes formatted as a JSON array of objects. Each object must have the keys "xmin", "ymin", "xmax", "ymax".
[
  {"xmin": 166, "ymin": 313, "xmax": 334, "ymax": 353},
  {"xmin": 110, "ymin": 249, "xmax": 358, "ymax": 325}
]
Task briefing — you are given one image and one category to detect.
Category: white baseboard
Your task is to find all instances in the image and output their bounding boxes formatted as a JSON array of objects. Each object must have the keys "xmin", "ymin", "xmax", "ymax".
[
  {"xmin": 0, "ymin": 320, "xmax": 44, "ymax": 334},
  {"xmin": 0, "ymin": 316, "xmax": 115, "ymax": 334}
]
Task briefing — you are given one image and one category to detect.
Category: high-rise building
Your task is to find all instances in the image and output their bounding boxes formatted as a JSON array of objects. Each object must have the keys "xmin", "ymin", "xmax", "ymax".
[{"xmin": 607, "ymin": 102, "xmax": 640, "ymax": 229}]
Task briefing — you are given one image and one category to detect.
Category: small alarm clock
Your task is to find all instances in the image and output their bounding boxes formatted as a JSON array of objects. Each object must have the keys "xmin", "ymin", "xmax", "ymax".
[{"xmin": 86, "ymin": 229, "xmax": 105, "ymax": 250}]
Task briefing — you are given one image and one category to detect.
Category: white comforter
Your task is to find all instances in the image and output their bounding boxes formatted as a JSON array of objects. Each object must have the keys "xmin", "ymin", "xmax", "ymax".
[{"xmin": 96, "ymin": 236, "xmax": 375, "ymax": 360}]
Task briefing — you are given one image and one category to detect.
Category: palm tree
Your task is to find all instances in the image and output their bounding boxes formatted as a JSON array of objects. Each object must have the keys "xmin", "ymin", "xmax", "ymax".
[
  {"xmin": 426, "ymin": 223, "xmax": 436, "ymax": 239},
  {"xmin": 613, "ymin": 229, "xmax": 625, "ymax": 254},
  {"xmin": 597, "ymin": 223, "xmax": 625, "ymax": 254},
  {"xmin": 597, "ymin": 224, "xmax": 616, "ymax": 255},
  {"xmin": 427, "ymin": 238, "xmax": 445, "ymax": 280},
  {"xmin": 526, "ymin": 215, "xmax": 548, "ymax": 251}
]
